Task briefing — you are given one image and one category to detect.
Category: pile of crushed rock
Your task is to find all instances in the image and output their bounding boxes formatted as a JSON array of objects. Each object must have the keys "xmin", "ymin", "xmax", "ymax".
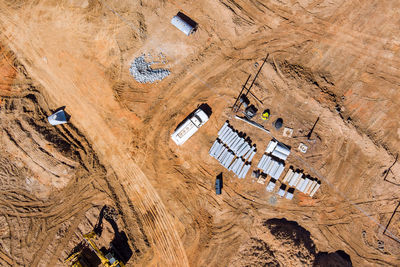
[{"xmin": 129, "ymin": 54, "xmax": 170, "ymax": 83}]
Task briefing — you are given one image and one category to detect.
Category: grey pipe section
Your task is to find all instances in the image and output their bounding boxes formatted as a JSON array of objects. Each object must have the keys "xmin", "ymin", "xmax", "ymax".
[
  {"xmin": 221, "ymin": 151, "xmax": 231, "ymax": 166},
  {"xmin": 220, "ymin": 128, "xmax": 231, "ymax": 143},
  {"xmin": 217, "ymin": 147, "xmax": 227, "ymax": 160},
  {"xmin": 220, "ymin": 128, "xmax": 232, "ymax": 143},
  {"xmin": 228, "ymin": 158, "xmax": 238, "ymax": 171},
  {"xmin": 248, "ymin": 149, "xmax": 257, "ymax": 162},
  {"xmin": 274, "ymin": 144, "xmax": 290, "ymax": 155},
  {"xmin": 241, "ymin": 144, "xmax": 252, "ymax": 159},
  {"xmin": 209, "ymin": 139, "xmax": 219, "ymax": 155},
  {"xmin": 227, "ymin": 134, "xmax": 239, "ymax": 148},
  {"xmin": 219, "ymin": 148, "xmax": 229, "ymax": 162},
  {"xmin": 213, "ymin": 143, "xmax": 223, "ymax": 157},
  {"xmin": 237, "ymin": 143, "xmax": 249, "ymax": 157},
  {"xmin": 233, "ymin": 158, "xmax": 242, "ymax": 173},
  {"xmin": 230, "ymin": 136, "xmax": 242, "ymax": 151},
  {"xmin": 264, "ymin": 156, "xmax": 272, "ymax": 171},
  {"xmin": 236, "ymin": 160, "xmax": 246, "ymax": 176},
  {"xmin": 224, "ymin": 153, "xmax": 235, "ymax": 168},
  {"xmin": 240, "ymin": 164, "xmax": 251, "ymax": 178},
  {"xmin": 218, "ymin": 122, "xmax": 229, "ymax": 136},
  {"xmin": 264, "ymin": 159, "xmax": 274, "ymax": 173},
  {"xmin": 223, "ymin": 129, "xmax": 235, "ymax": 144},
  {"xmin": 233, "ymin": 139, "xmax": 244, "ymax": 154},
  {"xmin": 243, "ymin": 146, "xmax": 252, "ymax": 160},
  {"xmin": 257, "ymin": 154, "xmax": 266, "ymax": 169},
  {"xmin": 226, "ymin": 131, "xmax": 237, "ymax": 147},
  {"xmin": 232, "ymin": 158, "xmax": 241, "ymax": 174}
]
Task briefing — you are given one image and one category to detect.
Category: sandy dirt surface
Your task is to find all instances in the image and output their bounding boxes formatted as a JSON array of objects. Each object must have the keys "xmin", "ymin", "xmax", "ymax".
[{"xmin": 0, "ymin": 0, "xmax": 399, "ymax": 266}]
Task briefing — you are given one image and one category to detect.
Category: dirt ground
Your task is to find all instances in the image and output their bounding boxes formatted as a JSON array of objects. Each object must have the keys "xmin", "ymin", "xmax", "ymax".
[{"xmin": 0, "ymin": 0, "xmax": 399, "ymax": 266}]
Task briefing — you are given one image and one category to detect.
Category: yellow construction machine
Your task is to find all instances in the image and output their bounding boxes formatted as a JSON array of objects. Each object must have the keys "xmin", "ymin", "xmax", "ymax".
[{"xmin": 64, "ymin": 230, "xmax": 125, "ymax": 267}]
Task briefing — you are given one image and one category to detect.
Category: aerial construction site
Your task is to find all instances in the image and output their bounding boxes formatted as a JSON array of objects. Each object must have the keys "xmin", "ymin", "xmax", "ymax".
[{"xmin": 0, "ymin": 0, "xmax": 399, "ymax": 266}]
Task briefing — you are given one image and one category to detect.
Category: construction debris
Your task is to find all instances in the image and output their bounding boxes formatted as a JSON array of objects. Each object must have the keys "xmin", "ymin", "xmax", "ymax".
[
  {"xmin": 209, "ymin": 121, "xmax": 256, "ymax": 178},
  {"xmin": 283, "ymin": 127, "xmax": 293, "ymax": 137},
  {"xmin": 298, "ymin": 143, "xmax": 308, "ymax": 153},
  {"xmin": 48, "ymin": 110, "xmax": 68, "ymax": 126},
  {"xmin": 129, "ymin": 54, "xmax": 170, "ymax": 83}
]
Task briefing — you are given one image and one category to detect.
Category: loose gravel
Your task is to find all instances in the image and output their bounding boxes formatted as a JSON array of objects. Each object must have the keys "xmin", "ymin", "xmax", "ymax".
[{"xmin": 129, "ymin": 54, "xmax": 170, "ymax": 83}]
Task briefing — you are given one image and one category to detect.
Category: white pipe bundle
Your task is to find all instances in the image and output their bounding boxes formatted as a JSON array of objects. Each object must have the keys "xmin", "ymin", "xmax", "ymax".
[
  {"xmin": 306, "ymin": 180, "xmax": 317, "ymax": 195},
  {"xmin": 248, "ymin": 148, "xmax": 257, "ymax": 162},
  {"xmin": 257, "ymin": 154, "xmax": 267, "ymax": 169},
  {"xmin": 239, "ymin": 163, "xmax": 251, "ymax": 179},
  {"xmin": 304, "ymin": 179, "xmax": 314, "ymax": 193},
  {"xmin": 283, "ymin": 169, "xmax": 293, "ymax": 183},
  {"xmin": 309, "ymin": 182, "xmax": 321, "ymax": 197},
  {"xmin": 218, "ymin": 121, "xmax": 229, "ymax": 136}
]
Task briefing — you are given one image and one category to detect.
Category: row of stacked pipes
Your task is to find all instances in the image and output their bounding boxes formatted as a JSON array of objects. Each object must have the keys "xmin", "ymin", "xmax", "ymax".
[
  {"xmin": 282, "ymin": 169, "xmax": 321, "ymax": 197},
  {"xmin": 209, "ymin": 121, "xmax": 256, "ymax": 178}
]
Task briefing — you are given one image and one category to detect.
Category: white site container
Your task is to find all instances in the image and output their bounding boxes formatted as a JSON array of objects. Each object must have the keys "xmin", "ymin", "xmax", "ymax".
[
  {"xmin": 171, "ymin": 14, "xmax": 196, "ymax": 36},
  {"xmin": 171, "ymin": 108, "xmax": 209, "ymax": 145}
]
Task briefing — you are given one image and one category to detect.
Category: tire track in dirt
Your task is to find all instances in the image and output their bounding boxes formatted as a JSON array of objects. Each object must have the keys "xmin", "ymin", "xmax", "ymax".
[{"xmin": 0, "ymin": 4, "xmax": 190, "ymax": 264}]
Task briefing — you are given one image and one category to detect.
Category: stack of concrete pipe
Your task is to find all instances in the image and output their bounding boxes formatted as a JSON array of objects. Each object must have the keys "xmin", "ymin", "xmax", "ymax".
[
  {"xmin": 282, "ymin": 169, "xmax": 321, "ymax": 197},
  {"xmin": 266, "ymin": 139, "xmax": 291, "ymax": 161},
  {"xmin": 257, "ymin": 154, "xmax": 285, "ymax": 180},
  {"xmin": 209, "ymin": 121, "xmax": 256, "ymax": 178}
]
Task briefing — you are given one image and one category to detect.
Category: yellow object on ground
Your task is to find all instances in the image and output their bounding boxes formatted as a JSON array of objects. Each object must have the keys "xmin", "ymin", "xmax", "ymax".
[{"xmin": 261, "ymin": 110, "xmax": 270, "ymax": 120}]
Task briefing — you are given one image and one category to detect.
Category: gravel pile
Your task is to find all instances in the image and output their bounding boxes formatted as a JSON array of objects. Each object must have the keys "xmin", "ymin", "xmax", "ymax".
[{"xmin": 129, "ymin": 55, "xmax": 170, "ymax": 83}]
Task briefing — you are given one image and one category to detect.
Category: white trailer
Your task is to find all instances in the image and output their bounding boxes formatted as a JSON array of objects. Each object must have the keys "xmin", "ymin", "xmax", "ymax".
[{"xmin": 171, "ymin": 108, "xmax": 209, "ymax": 145}]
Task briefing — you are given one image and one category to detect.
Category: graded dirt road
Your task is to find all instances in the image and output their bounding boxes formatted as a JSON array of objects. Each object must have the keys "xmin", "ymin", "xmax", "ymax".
[{"xmin": 0, "ymin": 0, "xmax": 399, "ymax": 266}]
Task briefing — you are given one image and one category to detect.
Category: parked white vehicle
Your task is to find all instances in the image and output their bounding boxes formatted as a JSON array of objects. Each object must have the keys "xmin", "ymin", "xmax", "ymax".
[{"xmin": 171, "ymin": 108, "xmax": 209, "ymax": 145}]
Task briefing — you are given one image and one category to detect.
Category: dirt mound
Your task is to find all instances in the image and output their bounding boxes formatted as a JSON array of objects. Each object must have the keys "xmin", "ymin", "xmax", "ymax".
[{"xmin": 232, "ymin": 218, "xmax": 352, "ymax": 267}]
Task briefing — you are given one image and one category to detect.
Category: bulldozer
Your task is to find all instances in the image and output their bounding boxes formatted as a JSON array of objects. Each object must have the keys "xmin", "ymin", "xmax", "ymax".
[{"xmin": 64, "ymin": 206, "xmax": 126, "ymax": 267}]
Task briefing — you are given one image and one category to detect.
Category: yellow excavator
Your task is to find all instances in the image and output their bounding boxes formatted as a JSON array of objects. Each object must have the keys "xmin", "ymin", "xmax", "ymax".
[
  {"xmin": 65, "ymin": 206, "xmax": 126, "ymax": 267},
  {"xmin": 64, "ymin": 230, "xmax": 125, "ymax": 267}
]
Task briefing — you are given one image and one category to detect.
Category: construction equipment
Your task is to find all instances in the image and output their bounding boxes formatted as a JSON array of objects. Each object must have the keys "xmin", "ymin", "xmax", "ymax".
[
  {"xmin": 244, "ymin": 105, "xmax": 257, "ymax": 119},
  {"xmin": 83, "ymin": 231, "xmax": 125, "ymax": 267},
  {"xmin": 64, "ymin": 206, "xmax": 126, "ymax": 267},
  {"xmin": 261, "ymin": 109, "xmax": 270, "ymax": 120},
  {"xmin": 64, "ymin": 231, "xmax": 125, "ymax": 267}
]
